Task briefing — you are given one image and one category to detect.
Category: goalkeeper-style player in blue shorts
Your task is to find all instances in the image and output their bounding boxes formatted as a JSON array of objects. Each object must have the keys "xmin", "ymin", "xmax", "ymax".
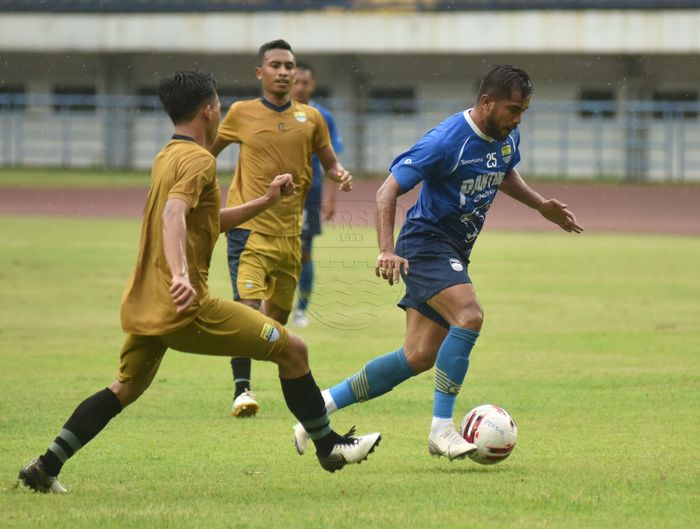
[{"xmin": 293, "ymin": 65, "xmax": 583, "ymax": 461}]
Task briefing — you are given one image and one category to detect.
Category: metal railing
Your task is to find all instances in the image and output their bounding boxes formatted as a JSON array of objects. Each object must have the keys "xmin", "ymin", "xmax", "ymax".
[{"xmin": 1, "ymin": 94, "xmax": 699, "ymax": 181}]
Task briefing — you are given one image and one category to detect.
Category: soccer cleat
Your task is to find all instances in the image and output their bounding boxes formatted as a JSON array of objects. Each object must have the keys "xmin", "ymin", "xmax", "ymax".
[
  {"xmin": 316, "ymin": 427, "xmax": 381, "ymax": 473},
  {"xmin": 293, "ymin": 422, "xmax": 310, "ymax": 455},
  {"xmin": 291, "ymin": 309, "xmax": 309, "ymax": 328},
  {"xmin": 428, "ymin": 423, "xmax": 477, "ymax": 460},
  {"xmin": 231, "ymin": 389, "xmax": 259, "ymax": 418},
  {"xmin": 17, "ymin": 458, "xmax": 67, "ymax": 494}
]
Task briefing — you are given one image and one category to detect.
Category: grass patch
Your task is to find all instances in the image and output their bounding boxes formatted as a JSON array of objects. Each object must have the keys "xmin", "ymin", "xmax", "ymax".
[{"xmin": 0, "ymin": 217, "xmax": 698, "ymax": 529}]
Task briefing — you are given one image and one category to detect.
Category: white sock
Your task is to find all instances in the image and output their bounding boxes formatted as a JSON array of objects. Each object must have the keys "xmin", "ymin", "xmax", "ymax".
[
  {"xmin": 430, "ymin": 417, "xmax": 453, "ymax": 436},
  {"xmin": 322, "ymin": 389, "xmax": 337, "ymax": 414}
]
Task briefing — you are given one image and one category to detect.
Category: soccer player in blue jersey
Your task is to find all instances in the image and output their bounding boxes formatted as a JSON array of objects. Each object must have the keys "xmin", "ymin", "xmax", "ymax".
[
  {"xmin": 293, "ymin": 65, "xmax": 583, "ymax": 460},
  {"xmin": 290, "ymin": 62, "xmax": 345, "ymax": 327}
]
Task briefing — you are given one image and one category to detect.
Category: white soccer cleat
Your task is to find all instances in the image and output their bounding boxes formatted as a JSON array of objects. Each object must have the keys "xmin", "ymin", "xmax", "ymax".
[
  {"xmin": 293, "ymin": 422, "xmax": 310, "ymax": 455},
  {"xmin": 428, "ymin": 423, "xmax": 477, "ymax": 461},
  {"xmin": 291, "ymin": 309, "xmax": 309, "ymax": 328},
  {"xmin": 316, "ymin": 427, "xmax": 382, "ymax": 473},
  {"xmin": 231, "ymin": 389, "xmax": 259, "ymax": 418}
]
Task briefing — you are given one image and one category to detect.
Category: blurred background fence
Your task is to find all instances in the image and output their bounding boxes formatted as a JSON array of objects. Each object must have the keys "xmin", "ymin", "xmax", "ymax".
[{"xmin": 1, "ymin": 93, "xmax": 698, "ymax": 181}]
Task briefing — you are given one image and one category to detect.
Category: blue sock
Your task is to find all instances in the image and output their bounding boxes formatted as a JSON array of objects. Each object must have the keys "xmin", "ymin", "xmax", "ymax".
[
  {"xmin": 297, "ymin": 260, "xmax": 314, "ymax": 311},
  {"xmin": 329, "ymin": 347, "xmax": 415, "ymax": 409},
  {"xmin": 433, "ymin": 326, "xmax": 479, "ymax": 419}
]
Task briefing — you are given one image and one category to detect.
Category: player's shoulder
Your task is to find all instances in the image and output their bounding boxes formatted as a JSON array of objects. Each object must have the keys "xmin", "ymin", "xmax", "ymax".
[
  {"xmin": 170, "ymin": 140, "xmax": 216, "ymax": 167},
  {"xmin": 226, "ymin": 98, "xmax": 260, "ymax": 114},
  {"xmin": 508, "ymin": 127, "xmax": 522, "ymax": 145},
  {"xmin": 310, "ymin": 100, "xmax": 334, "ymax": 119},
  {"xmin": 423, "ymin": 112, "xmax": 468, "ymax": 148},
  {"xmin": 292, "ymin": 101, "xmax": 319, "ymax": 116}
]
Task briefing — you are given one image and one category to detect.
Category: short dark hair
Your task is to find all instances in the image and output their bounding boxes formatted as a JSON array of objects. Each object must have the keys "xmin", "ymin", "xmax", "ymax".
[
  {"xmin": 295, "ymin": 61, "xmax": 314, "ymax": 76},
  {"xmin": 158, "ymin": 70, "xmax": 217, "ymax": 125},
  {"xmin": 258, "ymin": 39, "xmax": 294, "ymax": 65},
  {"xmin": 477, "ymin": 65, "xmax": 533, "ymax": 102}
]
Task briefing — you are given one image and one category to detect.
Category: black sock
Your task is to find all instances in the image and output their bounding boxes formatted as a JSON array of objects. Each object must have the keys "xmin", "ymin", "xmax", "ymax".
[
  {"xmin": 279, "ymin": 372, "xmax": 340, "ymax": 457},
  {"xmin": 231, "ymin": 357, "xmax": 252, "ymax": 397},
  {"xmin": 40, "ymin": 388, "xmax": 122, "ymax": 476}
]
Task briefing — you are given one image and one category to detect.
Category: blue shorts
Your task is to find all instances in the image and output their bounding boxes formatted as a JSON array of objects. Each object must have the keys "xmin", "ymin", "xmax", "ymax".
[
  {"xmin": 301, "ymin": 229, "xmax": 314, "ymax": 256},
  {"xmin": 397, "ymin": 241, "xmax": 472, "ymax": 329}
]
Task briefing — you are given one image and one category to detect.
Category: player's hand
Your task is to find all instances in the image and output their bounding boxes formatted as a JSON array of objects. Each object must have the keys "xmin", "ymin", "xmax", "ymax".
[
  {"xmin": 375, "ymin": 249, "xmax": 409, "ymax": 286},
  {"xmin": 170, "ymin": 274, "xmax": 197, "ymax": 313},
  {"xmin": 265, "ymin": 173, "xmax": 296, "ymax": 205},
  {"xmin": 331, "ymin": 168, "xmax": 353, "ymax": 192},
  {"xmin": 539, "ymin": 199, "xmax": 584, "ymax": 233}
]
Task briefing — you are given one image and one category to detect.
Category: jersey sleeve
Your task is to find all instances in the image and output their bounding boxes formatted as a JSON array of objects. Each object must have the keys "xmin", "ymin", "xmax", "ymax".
[
  {"xmin": 311, "ymin": 107, "xmax": 331, "ymax": 154},
  {"xmin": 390, "ymin": 131, "xmax": 450, "ymax": 192},
  {"xmin": 168, "ymin": 152, "xmax": 217, "ymax": 209},
  {"xmin": 215, "ymin": 102, "xmax": 242, "ymax": 144}
]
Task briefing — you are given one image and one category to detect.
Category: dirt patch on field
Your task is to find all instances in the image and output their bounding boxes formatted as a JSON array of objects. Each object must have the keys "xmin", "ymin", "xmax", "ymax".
[{"xmin": 1, "ymin": 181, "xmax": 698, "ymax": 236}]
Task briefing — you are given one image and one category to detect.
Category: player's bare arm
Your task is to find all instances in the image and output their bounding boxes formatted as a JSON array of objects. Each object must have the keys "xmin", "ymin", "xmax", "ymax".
[
  {"xmin": 375, "ymin": 173, "xmax": 409, "ymax": 286},
  {"xmin": 500, "ymin": 168, "xmax": 584, "ymax": 233},
  {"xmin": 321, "ymin": 179, "xmax": 337, "ymax": 221},
  {"xmin": 162, "ymin": 197, "xmax": 198, "ymax": 313},
  {"xmin": 219, "ymin": 173, "xmax": 296, "ymax": 233},
  {"xmin": 207, "ymin": 135, "xmax": 231, "ymax": 158},
  {"xmin": 317, "ymin": 144, "xmax": 352, "ymax": 192}
]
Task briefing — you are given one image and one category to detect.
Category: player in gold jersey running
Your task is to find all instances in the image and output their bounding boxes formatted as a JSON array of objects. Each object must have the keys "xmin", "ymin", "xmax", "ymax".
[
  {"xmin": 209, "ymin": 40, "xmax": 352, "ymax": 417},
  {"xmin": 17, "ymin": 70, "xmax": 379, "ymax": 493}
]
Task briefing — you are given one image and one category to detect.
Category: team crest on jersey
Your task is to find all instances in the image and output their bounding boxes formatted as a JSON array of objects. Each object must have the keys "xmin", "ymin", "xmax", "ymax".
[
  {"xmin": 501, "ymin": 144, "xmax": 512, "ymax": 163},
  {"xmin": 449, "ymin": 258, "xmax": 464, "ymax": 272},
  {"xmin": 260, "ymin": 323, "xmax": 280, "ymax": 343},
  {"xmin": 294, "ymin": 111, "xmax": 307, "ymax": 123}
]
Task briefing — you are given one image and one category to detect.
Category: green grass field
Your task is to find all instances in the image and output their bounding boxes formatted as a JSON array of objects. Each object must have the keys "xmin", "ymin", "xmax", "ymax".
[{"xmin": 1, "ymin": 215, "xmax": 698, "ymax": 529}]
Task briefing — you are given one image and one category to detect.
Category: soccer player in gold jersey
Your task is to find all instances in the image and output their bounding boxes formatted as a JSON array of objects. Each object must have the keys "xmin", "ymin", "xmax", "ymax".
[
  {"xmin": 17, "ymin": 71, "xmax": 380, "ymax": 493},
  {"xmin": 209, "ymin": 40, "xmax": 352, "ymax": 417}
]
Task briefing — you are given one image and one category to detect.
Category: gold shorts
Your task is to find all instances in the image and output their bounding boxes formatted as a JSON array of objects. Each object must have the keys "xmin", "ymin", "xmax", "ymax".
[
  {"xmin": 116, "ymin": 296, "xmax": 289, "ymax": 385},
  {"xmin": 226, "ymin": 229, "xmax": 301, "ymax": 312}
]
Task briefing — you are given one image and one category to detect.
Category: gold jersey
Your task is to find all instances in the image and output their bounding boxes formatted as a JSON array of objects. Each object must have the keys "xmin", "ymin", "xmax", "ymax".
[
  {"xmin": 121, "ymin": 138, "xmax": 220, "ymax": 335},
  {"xmin": 217, "ymin": 98, "xmax": 330, "ymax": 236}
]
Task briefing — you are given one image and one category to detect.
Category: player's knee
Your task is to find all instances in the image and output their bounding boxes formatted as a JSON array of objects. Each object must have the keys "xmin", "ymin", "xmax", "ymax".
[
  {"xmin": 404, "ymin": 345, "xmax": 437, "ymax": 374},
  {"xmin": 452, "ymin": 305, "xmax": 484, "ymax": 331},
  {"xmin": 109, "ymin": 379, "xmax": 147, "ymax": 408},
  {"xmin": 276, "ymin": 334, "xmax": 309, "ymax": 372}
]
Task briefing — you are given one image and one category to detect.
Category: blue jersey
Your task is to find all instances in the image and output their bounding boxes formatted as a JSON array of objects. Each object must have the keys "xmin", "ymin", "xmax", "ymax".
[
  {"xmin": 306, "ymin": 100, "xmax": 344, "ymax": 208},
  {"xmin": 392, "ymin": 109, "xmax": 521, "ymax": 260}
]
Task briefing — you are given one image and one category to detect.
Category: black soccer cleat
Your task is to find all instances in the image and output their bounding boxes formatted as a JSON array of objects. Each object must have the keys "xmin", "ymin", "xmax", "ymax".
[
  {"xmin": 316, "ymin": 427, "xmax": 382, "ymax": 473},
  {"xmin": 17, "ymin": 458, "xmax": 67, "ymax": 494}
]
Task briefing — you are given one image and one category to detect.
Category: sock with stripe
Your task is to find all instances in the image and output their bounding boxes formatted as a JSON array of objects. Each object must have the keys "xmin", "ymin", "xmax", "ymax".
[
  {"xmin": 40, "ymin": 388, "xmax": 123, "ymax": 477},
  {"xmin": 280, "ymin": 372, "xmax": 340, "ymax": 457},
  {"xmin": 231, "ymin": 357, "xmax": 252, "ymax": 397},
  {"xmin": 296, "ymin": 260, "xmax": 314, "ymax": 312},
  {"xmin": 432, "ymin": 326, "xmax": 479, "ymax": 429},
  {"xmin": 328, "ymin": 347, "xmax": 416, "ymax": 410}
]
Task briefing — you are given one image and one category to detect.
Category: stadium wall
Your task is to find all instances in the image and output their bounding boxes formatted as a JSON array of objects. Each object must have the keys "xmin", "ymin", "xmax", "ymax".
[{"xmin": 1, "ymin": 9, "xmax": 699, "ymax": 180}]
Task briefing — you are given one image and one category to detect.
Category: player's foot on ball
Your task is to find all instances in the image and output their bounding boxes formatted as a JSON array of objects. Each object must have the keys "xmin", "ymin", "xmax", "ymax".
[
  {"xmin": 428, "ymin": 423, "xmax": 477, "ymax": 461},
  {"xmin": 316, "ymin": 427, "xmax": 381, "ymax": 473},
  {"xmin": 231, "ymin": 389, "xmax": 259, "ymax": 418},
  {"xmin": 291, "ymin": 309, "xmax": 309, "ymax": 328},
  {"xmin": 17, "ymin": 458, "xmax": 67, "ymax": 494},
  {"xmin": 293, "ymin": 422, "xmax": 310, "ymax": 455}
]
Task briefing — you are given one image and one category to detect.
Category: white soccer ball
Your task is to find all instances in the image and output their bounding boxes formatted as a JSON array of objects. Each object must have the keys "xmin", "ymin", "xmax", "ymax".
[{"xmin": 460, "ymin": 404, "xmax": 517, "ymax": 465}]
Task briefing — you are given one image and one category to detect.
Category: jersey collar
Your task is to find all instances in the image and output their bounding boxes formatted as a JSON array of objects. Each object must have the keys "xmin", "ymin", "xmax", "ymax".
[
  {"xmin": 171, "ymin": 134, "xmax": 196, "ymax": 142},
  {"xmin": 463, "ymin": 108, "xmax": 495, "ymax": 143},
  {"xmin": 260, "ymin": 97, "xmax": 292, "ymax": 113}
]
